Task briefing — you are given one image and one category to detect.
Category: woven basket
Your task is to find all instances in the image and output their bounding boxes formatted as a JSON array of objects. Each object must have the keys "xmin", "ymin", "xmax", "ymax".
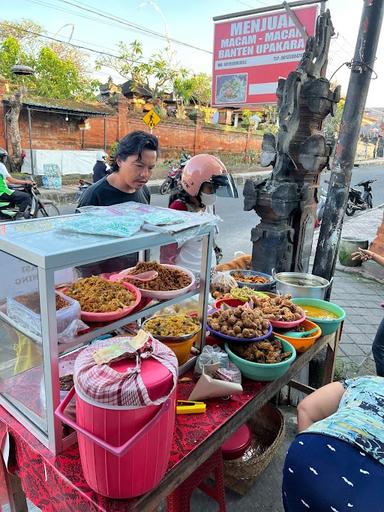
[{"xmin": 224, "ymin": 402, "xmax": 285, "ymax": 495}]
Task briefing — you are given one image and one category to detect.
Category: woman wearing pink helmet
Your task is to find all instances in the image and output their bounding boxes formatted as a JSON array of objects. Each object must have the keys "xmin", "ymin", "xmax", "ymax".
[{"xmin": 161, "ymin": 154, "xmax": 238, "ymax": 274}]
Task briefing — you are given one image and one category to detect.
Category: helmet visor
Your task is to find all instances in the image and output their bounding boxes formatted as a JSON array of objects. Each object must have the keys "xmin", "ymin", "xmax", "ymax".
[{"xmin": 212, "ymin": 174, "xmax": 238, "ymax": 198}]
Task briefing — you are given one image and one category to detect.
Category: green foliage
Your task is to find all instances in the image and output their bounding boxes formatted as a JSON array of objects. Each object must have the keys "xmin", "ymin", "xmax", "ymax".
[
  {"xmin": 323, "ymin": 98, "xmax": 345, "ymax": 138},
  {"xmin": 97, "ymin": 40, "xmax": 187, "ymax": 100},
  {"xmin": 174, "ymin": 73, "xmax": 212, "ymax": 106},
  {"xmin": 0, "ymin": 20, "xmax": 98, "ymax": 100}
]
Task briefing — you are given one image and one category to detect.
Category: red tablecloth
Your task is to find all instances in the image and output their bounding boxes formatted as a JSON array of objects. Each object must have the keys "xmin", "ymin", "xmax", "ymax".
[{"xmin": 0, "ymin": 376, "xmax": 264, "ymax": 511}]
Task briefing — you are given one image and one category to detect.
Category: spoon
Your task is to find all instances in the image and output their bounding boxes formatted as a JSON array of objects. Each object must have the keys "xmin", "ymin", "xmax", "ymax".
[
  {"xmin": 283, "ymin": 327, "xmax": 319, "ymax": 338},
  {"xmin": 109, "ymin": 270, "xmax": 158, "ymax": 283}
]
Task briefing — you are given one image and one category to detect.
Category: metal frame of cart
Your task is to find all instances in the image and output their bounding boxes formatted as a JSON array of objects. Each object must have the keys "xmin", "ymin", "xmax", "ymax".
[{"xmin": 0, "ymin": 214, "xmax": 214, "ymax": 454}]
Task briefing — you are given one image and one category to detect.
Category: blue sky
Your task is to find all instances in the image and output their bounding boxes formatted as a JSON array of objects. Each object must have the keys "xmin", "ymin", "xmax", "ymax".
[{"xmin": 4, "ymin": 0, "xmax": 384, "ymax": 107}]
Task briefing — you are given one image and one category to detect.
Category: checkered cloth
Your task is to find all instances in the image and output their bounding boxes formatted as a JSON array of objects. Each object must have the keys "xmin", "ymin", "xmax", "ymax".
[{"xmin": 74, "ymin": 337, "xmax": 178, "ymax": 407}]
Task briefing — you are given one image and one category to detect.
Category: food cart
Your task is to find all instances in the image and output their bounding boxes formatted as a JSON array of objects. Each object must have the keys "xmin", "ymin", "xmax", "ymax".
[{"xmin": 0, "ymin": 205, "xmax": 341, "ymax": 511}]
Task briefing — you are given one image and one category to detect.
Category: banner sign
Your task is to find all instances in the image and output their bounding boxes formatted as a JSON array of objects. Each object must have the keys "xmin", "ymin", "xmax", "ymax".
[{"xmin": 212, "ymin": 5, "xmax": 318, "ymax": 106}]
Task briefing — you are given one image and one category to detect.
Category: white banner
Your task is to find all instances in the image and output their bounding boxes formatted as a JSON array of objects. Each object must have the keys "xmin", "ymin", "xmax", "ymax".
[{"xmin": 22, "ymin": 150, "xmax": 103, "ymax": 176}]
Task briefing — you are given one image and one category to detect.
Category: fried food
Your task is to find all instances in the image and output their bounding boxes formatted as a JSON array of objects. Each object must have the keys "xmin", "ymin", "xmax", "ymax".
[
  {"xmin": 251, "ymin": 294, "xmax": 304, "ymax": 322},
  {"xmin": 127, "ymin": 261, "xmax": 191, "ymax": 291},
  {"xmin": 231, "ymin": 335, "xmax": 292, "ymax": 364},
  {"xmin": 66, "ymin": 276, "xmax": 135, "ymax": 313},
  {"xmin": 231, "ymin": 272, "xmax": 269, "ymax": 284},
  {"xmin": 208, "ymin": 304, "xmax": 270, "ymax": 339},
  {"xmin": 143, "ymin": 314, "xmax": 200, "ymax": 338},
  {"xmin": 15, "ymin": 292, "xmax": 70, "ymax": 314}
]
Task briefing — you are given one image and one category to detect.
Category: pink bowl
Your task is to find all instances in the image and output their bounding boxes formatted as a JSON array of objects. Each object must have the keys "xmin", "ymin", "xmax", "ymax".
[
  {"xmin": 269, "ymin": 315, "xmax": 306, "ymax": 329},
  {"xmin": 64, "ymin": 281, "xmax": 142, "ymax": 323}
]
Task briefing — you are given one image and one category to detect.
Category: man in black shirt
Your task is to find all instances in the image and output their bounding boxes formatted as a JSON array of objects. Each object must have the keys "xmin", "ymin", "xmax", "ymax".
[{"xmin": 77, "ymin": 130, "xmax": 159, "ymax": 275}]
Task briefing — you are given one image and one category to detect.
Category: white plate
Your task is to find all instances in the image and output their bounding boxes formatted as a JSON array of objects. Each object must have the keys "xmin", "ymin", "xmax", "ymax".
[{"xmin": 111, "ymin": 264, "xmax": 196, "ymax": 301}]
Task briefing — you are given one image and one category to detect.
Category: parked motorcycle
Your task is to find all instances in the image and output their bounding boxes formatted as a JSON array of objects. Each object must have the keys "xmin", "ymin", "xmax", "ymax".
[
  {"xmin": 346, "ymin": 179, "xmax": 376, "ymax": 216},
  {"xmin": 0, "ymin": 184, "xmax": 60, "ymax": 221},
  {"xmin": 159, "ymin": 151, "xmax": 191, "ymax": 196}
]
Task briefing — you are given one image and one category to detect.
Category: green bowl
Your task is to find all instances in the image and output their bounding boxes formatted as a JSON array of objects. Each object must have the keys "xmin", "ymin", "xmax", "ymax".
[
  {"xmin": 291, "ymin": 298, "xmax": 345, "ymax": 336},
  {"xmin": 224, "ymin": 338, "xmax": 296, "ymax": 382}
]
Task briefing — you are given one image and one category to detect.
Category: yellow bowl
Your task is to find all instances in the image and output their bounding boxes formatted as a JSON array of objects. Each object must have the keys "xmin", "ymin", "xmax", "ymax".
[{"xmin": 162, "ymin": 332, "xmax": 200, "ymax": 365}]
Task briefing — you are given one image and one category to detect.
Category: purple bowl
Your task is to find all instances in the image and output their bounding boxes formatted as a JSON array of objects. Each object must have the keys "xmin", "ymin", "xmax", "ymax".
[{"xmin": 207, "ymin": 308, "xmax": 272, "ymax": 344}]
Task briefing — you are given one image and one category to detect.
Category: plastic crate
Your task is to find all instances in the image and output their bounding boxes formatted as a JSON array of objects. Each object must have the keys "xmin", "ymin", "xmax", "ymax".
[{"xmin": 7, "ymin": 291, "xmax": 80, "ymax": 340}]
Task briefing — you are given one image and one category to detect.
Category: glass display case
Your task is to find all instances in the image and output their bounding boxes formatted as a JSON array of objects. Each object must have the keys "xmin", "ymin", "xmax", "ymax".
[{"xmin": 0, "ymin": 210, "xmax": 213, "ymax": 454}]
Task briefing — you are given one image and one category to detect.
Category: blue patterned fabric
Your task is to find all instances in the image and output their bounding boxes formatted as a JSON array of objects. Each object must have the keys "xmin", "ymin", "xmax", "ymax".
[
  {"xmin": 304, "ymin": 376, "xmax": 384, "ymax": 465},
  {"xmin": 283, "ymin": 434, "xmax": 384, "ymax": 512}
]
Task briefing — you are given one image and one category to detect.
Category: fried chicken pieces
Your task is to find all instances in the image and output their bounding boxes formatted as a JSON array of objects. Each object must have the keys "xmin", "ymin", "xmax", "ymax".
[
  {"xmin": 208, "ymin": 304, "xmax": 270, "ymax": 339},
  {"xmin": 232, "ymin": 336, "xmax": 292, "ymax": 364},
  {"xmin": 251, "ymin": 294, "xmax": 304, "ymax": 322}
]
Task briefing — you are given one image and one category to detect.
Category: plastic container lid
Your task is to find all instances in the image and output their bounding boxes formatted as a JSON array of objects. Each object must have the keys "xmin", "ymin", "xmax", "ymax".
[
  {"xmin": 74, "ymin": 337, "xmax": 178, "ymax": 407},
  {"xmin": 110, "ymin": 358, "xmax": 173, "ymax": 402},
  {"xmin": 221, "ymin": 424, "xmax": 252, "ymax": 460}
]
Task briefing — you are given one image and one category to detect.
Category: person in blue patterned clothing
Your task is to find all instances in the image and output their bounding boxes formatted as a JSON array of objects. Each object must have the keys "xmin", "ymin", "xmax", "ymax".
[{"xmin": 282, "ymin": 376, "xmax": 384, "ymax": 511}]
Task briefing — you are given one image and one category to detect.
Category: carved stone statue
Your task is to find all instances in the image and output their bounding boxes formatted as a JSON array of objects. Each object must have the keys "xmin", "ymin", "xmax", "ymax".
[{"xmin": 244, "ymin": 10, "xmax": 340, "ymax": 273}]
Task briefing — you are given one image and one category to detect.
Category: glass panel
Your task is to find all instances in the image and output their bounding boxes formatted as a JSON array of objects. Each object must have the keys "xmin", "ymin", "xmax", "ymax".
[{"xmin": 0, "ymin": 252, "xmax": 47, "ymax": 432}]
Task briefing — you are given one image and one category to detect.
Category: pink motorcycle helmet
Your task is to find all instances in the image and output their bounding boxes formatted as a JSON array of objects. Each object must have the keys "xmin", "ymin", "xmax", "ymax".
[{"xmin": 180, "ymin": 154, "xmax": 238, "ymax": 198}]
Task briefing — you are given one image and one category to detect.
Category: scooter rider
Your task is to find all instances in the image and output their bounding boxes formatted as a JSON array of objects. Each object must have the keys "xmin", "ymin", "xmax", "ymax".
[
  {"xmin": 92, "ymin": 150, "xmax": 110, "ymax": 183},
  {"xmin": 0, "ymin": 148, "xmax": 33, "ymax": 217}
]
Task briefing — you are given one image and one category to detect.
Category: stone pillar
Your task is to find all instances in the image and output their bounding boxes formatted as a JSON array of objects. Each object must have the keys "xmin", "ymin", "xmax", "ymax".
[{"xmin": 244, "ymin": 10, "xmax": 340, "ymax": 274}]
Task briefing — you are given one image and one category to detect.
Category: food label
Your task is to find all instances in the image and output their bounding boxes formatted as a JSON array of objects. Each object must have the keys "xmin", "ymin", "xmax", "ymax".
[{"xmin": 93, "ymin": 330, "xmax": 150, "ymax": 365}]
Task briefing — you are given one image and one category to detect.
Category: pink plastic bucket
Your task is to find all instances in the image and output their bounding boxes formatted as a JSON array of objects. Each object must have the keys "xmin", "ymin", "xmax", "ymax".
[{"xmin": 56, "ymin": 358, "xmax": 176, "ymax": 499}]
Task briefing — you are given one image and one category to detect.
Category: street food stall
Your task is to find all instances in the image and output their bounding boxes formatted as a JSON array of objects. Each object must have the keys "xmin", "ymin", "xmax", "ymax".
[{"xmin": 0, "ymin": 204, "xmax": 344, "ymax": 511}]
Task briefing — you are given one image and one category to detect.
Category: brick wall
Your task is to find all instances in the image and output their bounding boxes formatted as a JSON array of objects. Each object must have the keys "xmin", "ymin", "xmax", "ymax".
[
  {"xmin": 1, "ymin": 91, "xmax": 262, "ymax": 159},
  {"xmin": 84, "ymin": 110, "xmax": 262, "ymax": 158}
]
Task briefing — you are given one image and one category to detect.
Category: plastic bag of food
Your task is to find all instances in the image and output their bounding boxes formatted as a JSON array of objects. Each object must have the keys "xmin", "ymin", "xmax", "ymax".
[
  {"xmin": 210, "ymin": 271, "xmax": 238, "ymax": 298},
  {"xmin": 194, "ymin": 345, "xmax": 242, "ymax": 384}
]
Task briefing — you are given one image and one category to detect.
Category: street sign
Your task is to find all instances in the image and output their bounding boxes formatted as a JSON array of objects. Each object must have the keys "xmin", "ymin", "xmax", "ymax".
[
  {"xmin": 143, "ymin": 109, "xmax": 161, "ymax": 130},
  {"xmin": 212, "ymin": 5, "xmax": 317, "ymax": 106}
]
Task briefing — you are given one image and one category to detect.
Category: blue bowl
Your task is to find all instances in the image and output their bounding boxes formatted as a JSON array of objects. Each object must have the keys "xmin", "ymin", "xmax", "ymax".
[
  {"xmin": 225, "ymin": 338, "xmax": 296, "ymax": 381},
  {"xmin": 291, "ymin": 298, "xmax": 345, "ymax": 336},
  {"xmin": 229, "ymin": 270, "xmax": 275, "ymax": 291}
]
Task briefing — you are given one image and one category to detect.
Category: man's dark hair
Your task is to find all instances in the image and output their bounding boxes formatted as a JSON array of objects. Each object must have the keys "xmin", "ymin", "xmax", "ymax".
[{"xmin": 111, "ymin": 131, "xmax": 160, "ymax": 172}]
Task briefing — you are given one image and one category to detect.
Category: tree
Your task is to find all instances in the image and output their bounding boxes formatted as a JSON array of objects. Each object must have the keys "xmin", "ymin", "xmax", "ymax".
[
  {"xmin": 97, "ymin": 39, "xmax": 187, "ymax": 100},
  {"xmin": 174, "ymin": 73, "xmax": 212, "ymax": 106},
  {"xmin": 0, "ymin": 20, "xmax": 99, "ymax": 169}
]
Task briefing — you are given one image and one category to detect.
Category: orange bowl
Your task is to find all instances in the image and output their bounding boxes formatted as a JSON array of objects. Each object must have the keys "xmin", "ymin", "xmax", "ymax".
[{"xmin": 273, "ymin": 319, "xmax": 321, "ymax": 353}]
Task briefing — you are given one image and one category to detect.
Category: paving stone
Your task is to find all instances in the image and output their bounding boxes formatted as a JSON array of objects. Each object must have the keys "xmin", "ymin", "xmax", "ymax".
[
  {"xmin": 345, "ymin": 333, "xmax": 373, "ymax": 345},
  {"xmin": 357, "ymin": 324, "xmax": 380, "ymax": 334},
  {"xmin": 342, "ymin": 324, "xmax": 364, "ymax": 334},
  {"xmin": 347, "ymin": 315, "xmax": 366, "ymax": 325},
  {"xmin": 339, "ymin": 343, "xmax": 365, "ymax": 357}
]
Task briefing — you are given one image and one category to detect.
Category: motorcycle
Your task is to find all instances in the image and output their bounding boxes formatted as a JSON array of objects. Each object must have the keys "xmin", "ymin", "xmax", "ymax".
[
  {"xmin": 346, "ymin": 179, "xmax": 376, "ymax": 216},
  {"xmin": 78, "ymin": 178, "xmax": 92, "ymax": 200},
  {"xmin": 159, "ymin": 151, "xmax": 191, "ymax": 197},
  {"xmin": 0, "ymin": 184, "xmax": 60, "ymax": 221}
]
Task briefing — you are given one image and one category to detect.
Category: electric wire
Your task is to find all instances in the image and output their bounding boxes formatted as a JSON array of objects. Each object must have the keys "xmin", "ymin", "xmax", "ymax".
[{"xmin": 41, "ymin": 0, "xmax": 212, "ymax": 54}]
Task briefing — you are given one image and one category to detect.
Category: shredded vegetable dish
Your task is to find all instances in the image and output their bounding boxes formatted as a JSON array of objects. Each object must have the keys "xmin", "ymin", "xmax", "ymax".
[
  {"xmin": 144, "ymin": 315, "xmax": 200, "ymax": 338},
  {"xmin": 66, "ymin": 276, "xmax": 136, "ymax": 313}
]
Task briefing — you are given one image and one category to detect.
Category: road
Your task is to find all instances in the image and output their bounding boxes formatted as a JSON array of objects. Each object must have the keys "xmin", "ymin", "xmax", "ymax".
[{"xmin": 60, "ymin": 163, "xmax": 383, "ymax": 263}]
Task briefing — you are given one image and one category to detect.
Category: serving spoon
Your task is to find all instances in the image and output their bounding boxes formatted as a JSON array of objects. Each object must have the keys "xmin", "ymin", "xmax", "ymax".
[
  {"xmin": 283, "ymin": 327, "xmax": 319, "ymax": 338},
  {"xmin": 109, "ymin": 270, "xmax": 158, "ymax": 283}
]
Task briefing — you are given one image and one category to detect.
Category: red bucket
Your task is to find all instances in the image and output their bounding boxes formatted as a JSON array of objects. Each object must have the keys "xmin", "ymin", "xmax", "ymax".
[{"xmin": 56, "ymin": 356, "xmax": 176, "ymax": 499}]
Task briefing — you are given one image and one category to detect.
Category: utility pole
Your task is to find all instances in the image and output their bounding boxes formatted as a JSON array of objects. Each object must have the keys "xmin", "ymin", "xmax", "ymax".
[{"xmin": 313, "ymin": 0, "xmax": 384, "ymax": 287}]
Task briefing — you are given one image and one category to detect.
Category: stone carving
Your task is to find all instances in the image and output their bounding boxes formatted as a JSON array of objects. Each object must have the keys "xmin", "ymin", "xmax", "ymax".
[{"xmin": 244, "ymin": 10, "xmax": 340, "ymax": 273}]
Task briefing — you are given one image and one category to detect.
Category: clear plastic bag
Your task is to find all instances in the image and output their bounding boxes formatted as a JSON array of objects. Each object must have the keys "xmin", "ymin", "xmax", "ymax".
[
  {"xmin": 210, "ymin": 271, "xmax": 238, "ymax": 294},
  {"xmin": 58, "ymin": 318, "xmax": 88, "ymax": 344},
  {"xmin": 194, "ymin": 345, "xmax": 242, "ymax": 384}
]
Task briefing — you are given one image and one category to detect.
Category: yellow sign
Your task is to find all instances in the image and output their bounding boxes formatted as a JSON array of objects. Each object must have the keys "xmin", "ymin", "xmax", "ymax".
[{"xmin": 143, "ymin": 109, "xmax": 161, "ymax": 129}]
